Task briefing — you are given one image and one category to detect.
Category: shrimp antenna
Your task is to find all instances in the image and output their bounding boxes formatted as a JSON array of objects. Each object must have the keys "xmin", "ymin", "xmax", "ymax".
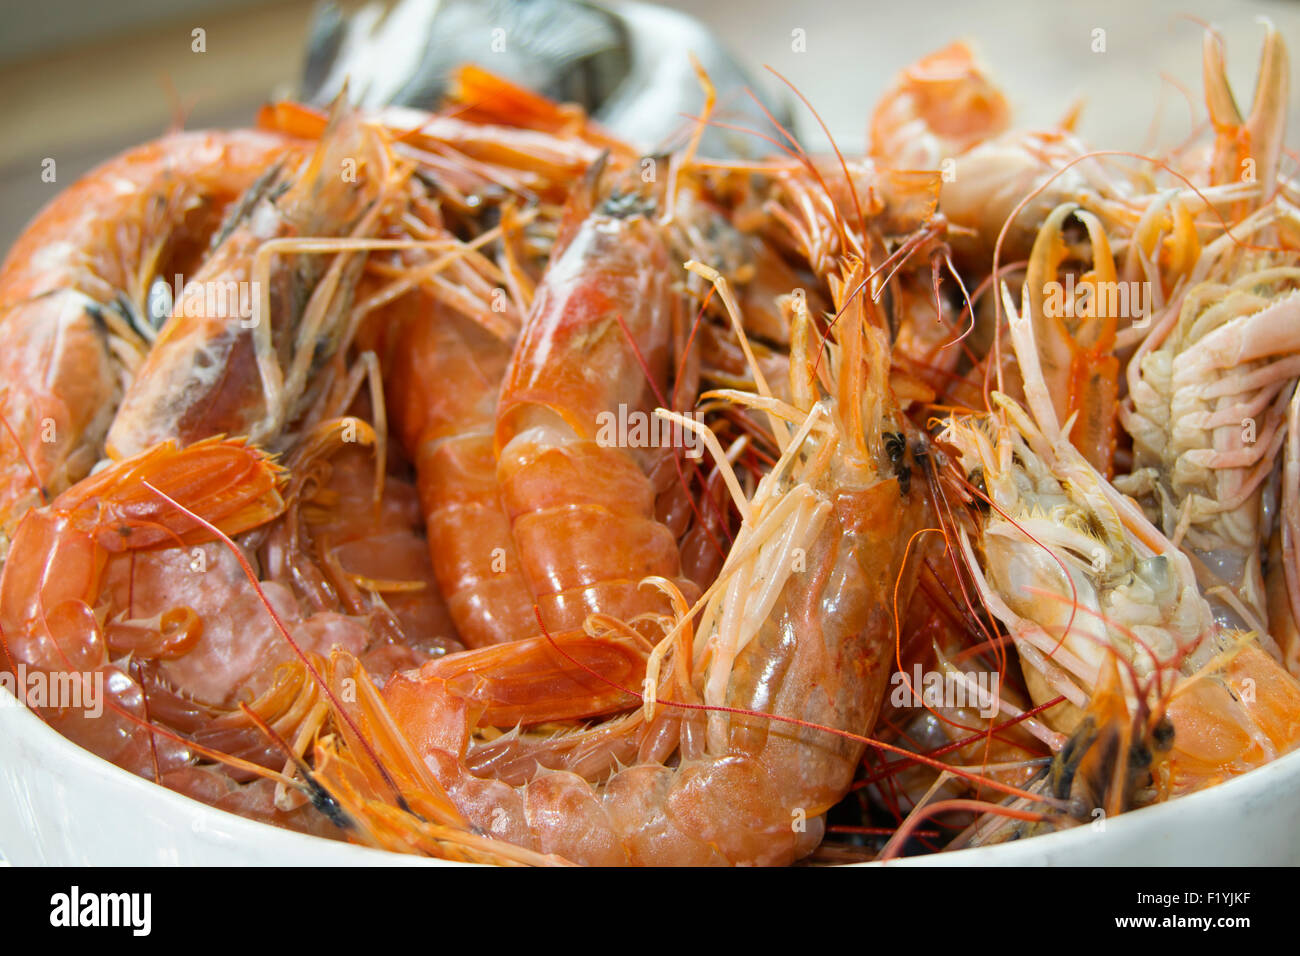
[
  {"xmin": 660, "ymin": 54, "xmax": 715, "ymax": 229},
  {"xmin": 741, "ymin": 83, "xmax": 855, "ymax": 252},
  {"xmin": 764, "ymin": 65, "xmax": 868, "ymax": 239},
  {"xmin": 882, "ymin": 798, "xmax": 1052, "ymax": 860}
]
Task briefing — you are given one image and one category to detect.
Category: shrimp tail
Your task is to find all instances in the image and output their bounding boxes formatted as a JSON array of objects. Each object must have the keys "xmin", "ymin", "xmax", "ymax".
[
  {"xmin": 2, "ymin": 437, "xmax": 285, "ymax": 636},
  {"xmin": 0, "ymin": 438, "xmax": 286, "ymax": 784}
]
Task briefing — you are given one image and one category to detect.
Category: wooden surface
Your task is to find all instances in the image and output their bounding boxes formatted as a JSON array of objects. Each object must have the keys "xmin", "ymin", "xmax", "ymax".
[{"xmin": 1, "ymin": 0, "xmax": 1297, "ymax": 249}]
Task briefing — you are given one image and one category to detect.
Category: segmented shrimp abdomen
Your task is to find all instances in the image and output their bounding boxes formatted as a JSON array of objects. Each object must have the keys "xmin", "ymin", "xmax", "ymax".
[
  {"xmin": 0, "ymin": 130, "xmax": 298, "ymax": 304},
  {"xmin": 389, "ymin": 297, "xmax": 535, "ymax": 647},
  {"xmin": 0, "ymin": 131, "xmax": 299, "ymax": 540},
  {"xmin": 421, "ymin": 432, "xmax": 536, "ymax": 646},
  {"xmin": 493, "ymin": 207, "xmax": 695, "ymax": 634},
  {"xmin": 498, "ymin": 437, "xmax": 693, "ymax": 633}
]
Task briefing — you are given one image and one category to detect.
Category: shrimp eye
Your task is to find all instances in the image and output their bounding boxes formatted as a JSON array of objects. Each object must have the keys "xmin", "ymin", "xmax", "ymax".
[
  {"xmin": 1151, "ymin": 717, "xmax": 1175, "ymax": 751},
  {"xmin": 306, "ymin": 778, "xmax": 352, "ymax": 830},
  {"xmin": 966, "ymin": 467, "xmax": 990, "ymax": 512}
]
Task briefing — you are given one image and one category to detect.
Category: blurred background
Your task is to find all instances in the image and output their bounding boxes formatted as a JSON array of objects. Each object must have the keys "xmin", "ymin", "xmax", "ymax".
[{"xmin": 1, "ymin": 0, "xmax": 1298, "ymax": 247}]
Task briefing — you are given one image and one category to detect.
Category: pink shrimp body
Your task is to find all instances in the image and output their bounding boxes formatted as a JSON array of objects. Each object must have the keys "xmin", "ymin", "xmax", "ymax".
[
  {"xmin": 388, "ymin": 290, "xmax": 536, "ymax": 648},
  {"xmin": 493, "ymin": 185, "xmax": 697, "ymax": 639},
  {"xmin": 311, "ymin": 260, "xmax": 932, "ymax": 865}
]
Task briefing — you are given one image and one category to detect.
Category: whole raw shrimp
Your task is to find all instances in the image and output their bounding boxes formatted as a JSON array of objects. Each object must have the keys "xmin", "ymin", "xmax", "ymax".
[
  {"xmin": 939, "ymin": 281, "xmax": 1300, "ymax": 802},
  {"xmin": 1117, "ymin": 253, "xmax": 1300, "ymax": 635},
  {"xmin": 299, "ymin": 254, "xmax": 932, "ymax": 866},
  {"xmin": 0, "ymin": 129, "xmax": 301, "ymax": 550},
  {"xmin": 100, "ymin": 108, "xmax": 465, "ymax": 684},
  {"xmin": 374, "ymin": 164, "xmax": 579, "ymax": 650},
  {"xmin": 273, "ymin": 83, "xmax": 705, "ymax": 652}
]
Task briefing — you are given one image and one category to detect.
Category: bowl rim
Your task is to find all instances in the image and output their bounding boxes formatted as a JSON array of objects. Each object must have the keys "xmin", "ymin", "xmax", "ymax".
[{"xmin": 3, "ymin": 682, "xmax": 1297, "ymax": 866}]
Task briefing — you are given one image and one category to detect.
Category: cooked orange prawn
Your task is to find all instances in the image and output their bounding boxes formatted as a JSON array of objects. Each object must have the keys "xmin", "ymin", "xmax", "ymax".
[
  {"xmin": 0, "ymin": 130, "xmax": 301, "ymax": 549},
  {"xmin": 0, "ymin": 438, "xmax": 285, "ymax": 779},
  {"xmin": 105, "ymin": 107, "xmax": 398, "ymax": 460},
  {"xmin": 228, "ymin": 416, "xmax": 460, "ymax": 689},
  {"xmin": 488, "ymin": 169, "xmax": 703, "ymax": 644},
  {"xmin": 391, "ymin": 184, "xmax": 756, "ymax": 650},
  {"xmin": 298, "ymin": 253, "xmax": 931, "ymax": 865},
  {"xmin": 288, "ymin": 76, "xmax": 708, "ymax": 654},
  {"xmin": 0, "ymin": 408, "xmax": 459, "ymax": 815}
]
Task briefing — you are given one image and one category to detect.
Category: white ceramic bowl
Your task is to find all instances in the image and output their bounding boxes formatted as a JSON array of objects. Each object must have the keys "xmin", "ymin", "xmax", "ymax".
[{"xmin": 3, "ymin": 683, "xmax": 1298, "ymax": 865}]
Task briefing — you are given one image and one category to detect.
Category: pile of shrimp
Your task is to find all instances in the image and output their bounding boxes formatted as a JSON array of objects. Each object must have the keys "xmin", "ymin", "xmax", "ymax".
[{"xmin": 2, "ymin": 25, "xmax": 1299, "ymax": 866}]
